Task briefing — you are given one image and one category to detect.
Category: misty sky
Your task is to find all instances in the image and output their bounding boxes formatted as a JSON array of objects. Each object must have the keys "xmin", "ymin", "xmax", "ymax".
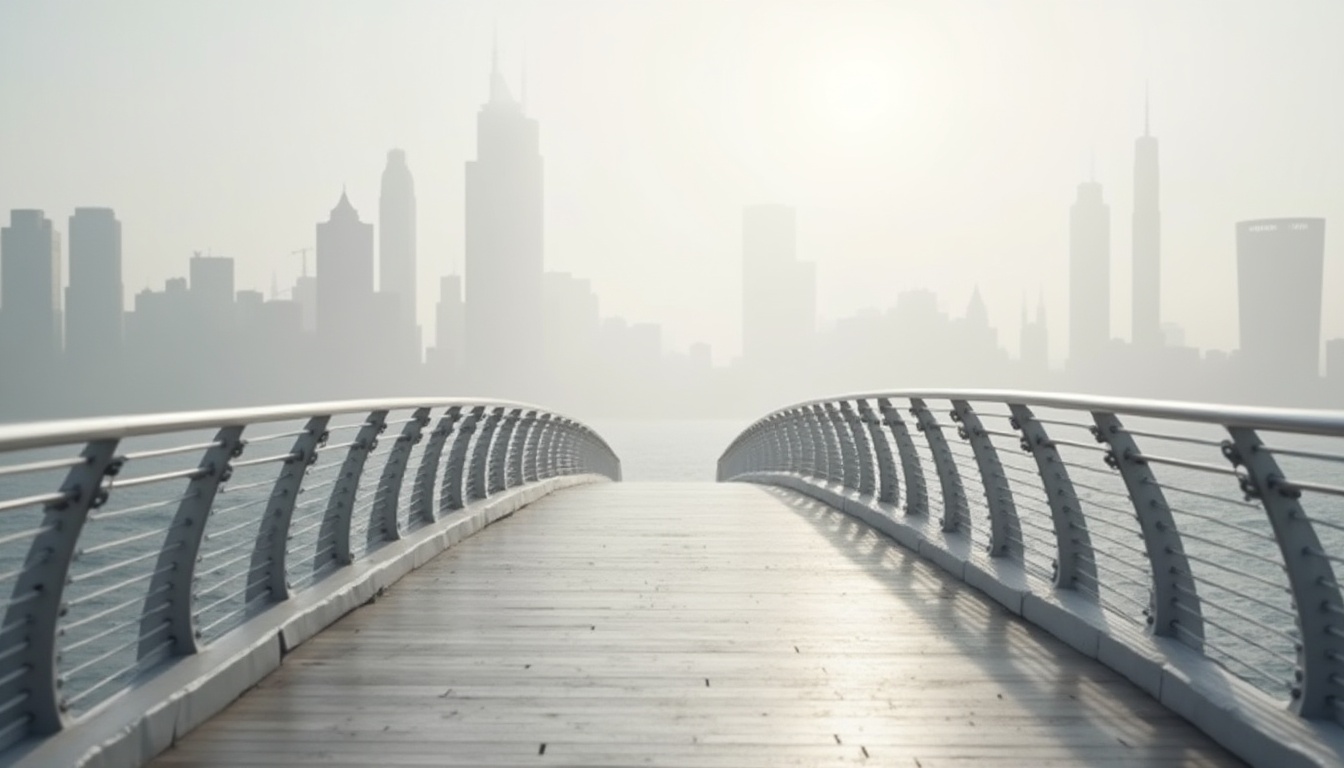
[{"xmin": 1, "ymin": 0, "xmax": 1341, "ymax": 366}]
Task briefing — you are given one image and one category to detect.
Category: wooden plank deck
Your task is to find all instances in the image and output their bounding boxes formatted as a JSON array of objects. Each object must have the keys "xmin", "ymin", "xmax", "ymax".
[{"xmin": 151, "ymin": 482, "xmax": 1241, "ymax": 767}]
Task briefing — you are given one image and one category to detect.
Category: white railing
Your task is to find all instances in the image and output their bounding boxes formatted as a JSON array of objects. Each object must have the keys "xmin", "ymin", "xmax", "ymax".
[
  {"xmin": 719, "ymin": 390, "xmax": 1344, "ymax": 768},
  {"xmin": 0, "ymin": 398, "xmax": 620, "ymax": 763}
]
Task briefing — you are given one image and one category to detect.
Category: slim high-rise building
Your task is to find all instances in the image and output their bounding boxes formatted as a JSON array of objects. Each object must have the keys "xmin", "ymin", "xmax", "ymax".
[
  {"xmin": 379, "ymin": 149, "xmax": 417, "ymax": 333},
  {"xmin": 1068, "ymin": 181, "xmax": 1110, "ymax": 369},
  {"xmin": 1132, "ymin": 94, "xmax": 1162, "ymax": 349},
  {"xmin": 66, "ymin": 208, "xmax": 123, "ymax": 362},
  {"xmin": 464, "ymin": 46, "xmax": 544, "ymax": 396},
  {"xmin": 1236, "ymin": 218, "xmax": 1325, "ymax": 381},
  {"xmin": 316, "ymin": 191, "xmax": 375, "ymax": 345},
  {"xmin": 741, "ymin": 204, "xmax": 816, "ymax": 369},
  {"xmin": 1, "ymin": 210, "xmax": 62, "ymax": 361}
]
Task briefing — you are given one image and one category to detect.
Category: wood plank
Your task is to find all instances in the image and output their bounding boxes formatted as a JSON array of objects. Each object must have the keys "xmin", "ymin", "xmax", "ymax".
[{"xmin": 150, "ymin": 482, "xmax": 1242, "ymax": 767}]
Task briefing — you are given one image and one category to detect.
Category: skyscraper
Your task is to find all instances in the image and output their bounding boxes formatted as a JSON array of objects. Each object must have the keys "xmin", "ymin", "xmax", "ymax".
[
  {"xmin": 0, "ymin": 210, "xmax": 62, "ymax": 362},
  {"xmin": 1068, "ymin": 181, "xmax": 1110, "ymax": 370},
  {"xmin": 741, "ymin": 204, "xmax": 816, "ymax": 370},
  {"xmin": 464, "ymin": 45, "xmax": 544, "ymax": 396},
  {"xmin": 1236, "ymin": 218, "xmax": 1325, "ymax": 381},
  {"xmin": 1132, "ymin": 93, "xmax": 1162, "ymax": 349},
  {"xmin": 66, "ymin": 207, "xmax": 123, "ymax": 363},
  {"xmin": 316, "ymin": 191, "xmax": 375, "ymax": 345},
  {"xmin": 379, "ymin": 149, "xmax": 417, "ymax": 336}
]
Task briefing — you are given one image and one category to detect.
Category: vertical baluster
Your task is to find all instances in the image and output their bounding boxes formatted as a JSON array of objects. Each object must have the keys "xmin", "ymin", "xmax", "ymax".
[
  {"xmin": 814, "ymin": 404, "xmax": 840, "ymax": 484},
  {"xmin": 951, "ymin": 400, "xmax": 1020, "ymax": 559},
  {"xmin": 859, "ymin": 399, "xmax": 899, "ymax": 505},
  {"xmin": 315, "ymin": 410, "xmax": 388, "ymax": 570},
  {"xmin": 785, "ymin": 410, "xmax": 807, "ymax": 476},
  {"xmin": 799, "ymin": 407, "xmax": 821, "ymax": 479},
  {"xmin": 488, "ymin": 409, "xmax": 519, "ymax": 494},
  {"xmin": 508, "ymin": 411, "xmax": 535, "ymax": 488},
  {"xmin": 411, "ymin": 406, "xmax": 460, "ymax": 527},
  {"xmin": 368, "ymin": 408, "xmax": 430, "ymax": 548},
  {"xmin": 468, "ymin": 408, "xmax": 502, "ymax": 500},
  {"xmin": 0, "ymin": 439, "xmax": 119, "ymax": 742},
  {"xmin": 1223, "ymin": 427, "xmax": 1344, "ymax": 719},
  {"xmin": 881, "ymin": 398, "xmax": 925, "ymax": 516},
  {"xmin": 827, "ymin": 403, "xmax": 858, "ymax": 489},
  {"xmin": 442, "ymin": 407, "xmax": 481, "ymax": 512},
  {"xmin": 248, "ymin": 416, "xmax": 329, "ymax": 603},
  {"xmin": 909, "ymin": 398, "xmax": 969, "ymax": 533},
  {"xmin": 1008, "ymin": 404, "xmax": 1094, "ymax": 590},
  {"xmin": 524, "ymin": 413, "xmax": 551, "ymax": 482},
  {"xmin": 141, "ymin": 426, "xmax": 245, "ymax": 662},
  {"xmin": 1090, "ymin": 412, "xmax": 1201, "ymax": 646},
  {"xmin": 843, "ymin": 402, "xmax": 876, "ymax": 496}
]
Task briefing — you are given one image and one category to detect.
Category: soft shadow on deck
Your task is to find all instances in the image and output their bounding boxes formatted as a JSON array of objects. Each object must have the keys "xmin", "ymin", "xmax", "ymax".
[{"xmin": 151, "ymin": 482, "xmax": 1241, "ymax": 767}]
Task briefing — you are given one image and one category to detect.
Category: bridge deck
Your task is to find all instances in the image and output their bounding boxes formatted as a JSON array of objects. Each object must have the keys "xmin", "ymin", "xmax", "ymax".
[{"xmin": 151, "ymin": 482, "xmax": 1239, "ymax": 767}]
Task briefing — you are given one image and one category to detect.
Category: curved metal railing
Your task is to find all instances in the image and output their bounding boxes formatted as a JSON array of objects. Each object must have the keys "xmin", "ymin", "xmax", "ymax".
[
  {"xmin": 0, "ymin": 398, "xmax": 619, "ymax": 760},
  {"xmin": 719, "ymin": 389, "xmax": 1344, "ymax": 767}
]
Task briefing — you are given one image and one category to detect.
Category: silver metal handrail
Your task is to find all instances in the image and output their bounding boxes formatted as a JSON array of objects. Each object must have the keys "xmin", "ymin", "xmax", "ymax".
[
  {"xmin": 719, "ymin": 389, "xmax": 1344, "ymax": 767},
  {"xmin": 0, "ymin": 397, "xmax": 620, "ymax": 757}
]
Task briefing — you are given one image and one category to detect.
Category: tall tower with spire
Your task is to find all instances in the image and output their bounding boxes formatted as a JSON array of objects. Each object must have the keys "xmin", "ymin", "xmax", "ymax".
[
  {"xmin": 1131, "ymin": 86, "xmax": 1162, "ymax": 349},
  {"xmin": 379, "ymin": 149, "xmax": 418, "ymax": 342},
  {"xmin": 463, "ymin": 38, "xmax": 544, "ymax": 396}
]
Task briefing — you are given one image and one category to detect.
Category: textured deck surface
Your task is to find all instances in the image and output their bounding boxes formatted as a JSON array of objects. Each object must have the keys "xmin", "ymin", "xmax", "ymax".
[{"xmin": 152, "ymin": 482, "xmax": 1240, "ymax": 767}]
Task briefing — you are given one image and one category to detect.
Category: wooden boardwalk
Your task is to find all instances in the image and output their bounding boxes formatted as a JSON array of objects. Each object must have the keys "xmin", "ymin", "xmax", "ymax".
[{"xmin": 152, "ymin": 482, "xmax": 1241, "ymax": 767}]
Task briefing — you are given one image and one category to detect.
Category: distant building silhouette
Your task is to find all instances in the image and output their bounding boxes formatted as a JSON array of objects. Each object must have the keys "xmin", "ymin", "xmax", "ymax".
[
  {"xmin": 1068, "ymin": 180, "xmax": 1110, "ymax": 371},
  {"xmin": 427, "ymin": 275, "xmax": 465, "ymax": 381},
  {"xmin": 741, "ymin": 204, "xmax": 815, "ymax": 372},
  {"xmin": 293, "ymin": 274, "xmax": 317, "ymax": 333},
  {"xmin": 66, "ymin": 207, "xmax": 123, "ymax": 365},
  {"xmin": 379, "ymin": 149, "xmax": 419, "ymax": 351},
  {"xmin": 1131, "ymin": 94, "xmax": 1162, "ymax": 349},
  {"xmin": 316, "ymin": 191, "xmax": 375, "ymax": 347},
  {"xmin": 464, "ymin": 46, "xmax": 543, "ymax": 398},
  {"xmin": 1327, "ymin": 338, "xmax": 1344, "ymax": 385},
  {"xmin": 1019, "ymin": 293, "xmax": 1049, "ymax": 373},
  {"xmin": 0, "ymin": 210, "xmax": 63, "ymax": 363},
  {"xmin": 1236, "ymin": 218, "xmax": 1325, "ymax": 381}
]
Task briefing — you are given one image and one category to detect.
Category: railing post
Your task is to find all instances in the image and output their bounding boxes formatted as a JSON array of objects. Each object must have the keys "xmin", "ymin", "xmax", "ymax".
[
  {"xmin": 814, "ymin": 404, "xmax": 841, "ymax": 484},
  {"xmin": 1008, "ymin": 404, "xmax": 1095, "ymax": 590},
  {"xmin": 524, "ymin": 413, "xmax": 551, "ymax": 482},
  {"xmin": 536, "ymin": 415, "xmax": 557, "ymax": 479},
  {"xmin": 880, "ymin": 398, "xmax": 925, "ymax": 516},
  {"xmin": 0, "ymin": 439, "xmax": 118, "ymax": 743},
  {"xmin": 411, "ymin": 406, "xmax": 459, "ymax": 527},
  {"xmin": 859, "ymin": 399, "xmax": 898, "ymax": 504},
  {"xmin": 488, "ymin": 409, "xmax": 519, "ymax": 494},
  {"xmin": 1223, "ymin": 426, "xmax": 1344, "ymax": 719},
  {"xmin": 468, "ymin": 408, "xmax": 502, "ymax": 501},
  {"xmin": 248, "ymin": 416, "xmax": 329, "ymax": 604},
  {"xmin": 508, "ymin": 410, "xmax": 535, "ymax": 488},
  {"xmin": 842, "ymin": 402, "xmax": 876, "ymax": 496},
  {"xmin": 140, "ymin": 426, "xmax": 245, "ymax": 662},
  {"xmin": 827, "ymin": 403, "xmax": 859, "ymax": 489},
  {"xmin": 1091, "ymin": 412, "xmax": 1202, "ymax": 646},
  {"xmin": 442, "ymin": 407, "xmax": 481, "ymax": 512},
  {"xmin": 784, "ymin": 410, "xmax": 807, "ymax": 476},
  {"xmin": 909, "ymin": 398, "xmax": 969, "ymax": 533},
  {"xmin": 800, "ymin": 406, "xmax": 823, "ymax": 479},
  {"xmin": 950, "ymin": 400, "xmax": 1020, "ymax": 559},
  {"xmin": 368, "ymin": 407, "xmax": 430, "ymax": 548},
  {"xmin": 316, "ymin": 410, "xmax": 388, "ymax": 570}
]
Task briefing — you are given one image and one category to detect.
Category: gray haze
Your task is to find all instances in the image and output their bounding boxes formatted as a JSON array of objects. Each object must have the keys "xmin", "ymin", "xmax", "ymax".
[{"xmin": 1, "ymin": 0, "xmax": 1343, "ymax": 418}]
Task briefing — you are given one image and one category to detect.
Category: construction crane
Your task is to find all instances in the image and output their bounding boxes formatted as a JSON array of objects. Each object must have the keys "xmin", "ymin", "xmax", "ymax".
[{"xmin": 291, "ymin": 247, "xmax": 313, "ymax": 278}]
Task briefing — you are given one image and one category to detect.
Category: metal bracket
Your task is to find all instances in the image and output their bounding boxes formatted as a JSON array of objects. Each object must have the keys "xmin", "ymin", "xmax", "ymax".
[
  {"xmin": 951, "ymin": 400, "xmax": 1020, "ymax": 559},
  {"xmin": 1009, "ymin": 404, "xmax": 1094, "ymax": 591},
  {"xmin": 910, "ymin": 399, "xmax": 969, "ymax": 533}
]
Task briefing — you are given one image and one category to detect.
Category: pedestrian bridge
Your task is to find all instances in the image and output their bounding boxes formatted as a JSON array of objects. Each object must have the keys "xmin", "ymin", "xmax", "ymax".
[{"xmin": 0, "ymin": 393, "xmax": 1342, "ymax": 767}]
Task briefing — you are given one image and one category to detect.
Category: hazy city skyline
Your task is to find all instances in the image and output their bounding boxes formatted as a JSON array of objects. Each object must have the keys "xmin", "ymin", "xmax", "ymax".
[{"xmin": 3, "ymin": 0, "xmax": 1343, "ymax": 367}]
